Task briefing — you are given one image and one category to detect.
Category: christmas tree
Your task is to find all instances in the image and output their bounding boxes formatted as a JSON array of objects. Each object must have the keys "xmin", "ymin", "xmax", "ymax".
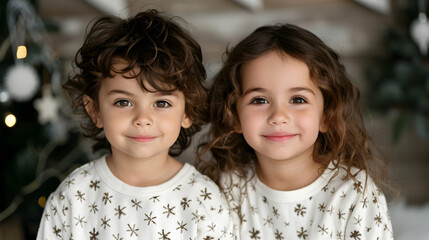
[
  {"xmin": 366, "ymin": 0, "xmax": 429, "ymax": 142},
  {"xmin": 0, "ymin": 0, "xmax": 91, "ymax": 238}
]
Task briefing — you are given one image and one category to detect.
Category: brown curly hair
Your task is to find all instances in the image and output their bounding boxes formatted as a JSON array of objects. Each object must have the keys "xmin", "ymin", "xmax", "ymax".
[
  {"xmin": 198, "ymin": 24, "xmax": 388, "ymax": 190},
  {"xmin": 64, "ymin": 9, "xmax": 207, "ymax": 156}
]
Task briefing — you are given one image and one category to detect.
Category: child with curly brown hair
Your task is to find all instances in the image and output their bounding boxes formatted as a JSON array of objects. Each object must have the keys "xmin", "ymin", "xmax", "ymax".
[
  {"xmin": 36, "ymin": 10, "xmax": 236, "ymax": 240},
  {"xmin": 198, "ymin": 23, "xmax": 394, "ymax": 239}
]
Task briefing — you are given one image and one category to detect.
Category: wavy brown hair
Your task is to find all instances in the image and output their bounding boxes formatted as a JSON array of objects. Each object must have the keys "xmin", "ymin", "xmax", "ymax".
[
  {"xmin": 198, "ymin": 24, "xmax": 388, "ymax": 191},
  {"xmin": 64, "ymin": 9, "xmax": 207, "ymax": 156}
]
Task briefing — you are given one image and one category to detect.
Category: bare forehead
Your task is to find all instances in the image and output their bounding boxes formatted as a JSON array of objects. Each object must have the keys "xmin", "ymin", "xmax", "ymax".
[
  {"xmin": 242, "ymin": 52, "xmax": 310, "ymax": 81},
  {"xmin": 243, "ymin": 51, "xmax": 309, "ymax": 73}
]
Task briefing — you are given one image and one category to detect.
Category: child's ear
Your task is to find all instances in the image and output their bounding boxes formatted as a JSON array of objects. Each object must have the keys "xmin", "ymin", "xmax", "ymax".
[
  {"xmin": 234, "ymin": 120, "xmax": 243, "ymax": 134},
  {"xmin": 83, "ymin": 95, "xmax": 103, "ymax": 128},
  {"xmin": 319, "ymin": 118, "xmax": 328, "ymax": 133},
  {"xmin": 181, "ymin": 115, "xmax": 192, "ymax": 129}
]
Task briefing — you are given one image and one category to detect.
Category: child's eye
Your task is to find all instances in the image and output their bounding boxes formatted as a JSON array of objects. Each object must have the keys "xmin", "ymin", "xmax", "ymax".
[
  {"xmin": 250, "ymin": 97, "xmax": 269, "ymax": 105},
  {"xmin": 154, "ymin": 100, "xmax": 171, "ymax": 108},
  {"xmin": 289, "ymin": 97, "xmax": 307, "ymax": 104},
  {"xmin": 114, "ymin": 100, "xmax": 132, "ymax": 107}
]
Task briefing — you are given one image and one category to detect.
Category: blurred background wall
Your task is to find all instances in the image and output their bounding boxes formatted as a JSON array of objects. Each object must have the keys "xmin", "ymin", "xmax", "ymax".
[{"xmin": 0, "ymin": 0, "xmax": 428, "ymax": 239}]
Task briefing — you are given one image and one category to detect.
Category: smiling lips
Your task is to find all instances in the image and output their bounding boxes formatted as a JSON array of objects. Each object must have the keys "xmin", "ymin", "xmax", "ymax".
[
  {"xmin": 263, "ymin": 133, "xmax": 297, "ymax": 142},
  {"xmin": 129, "ymin": 136, "xmax": 156, "ymax": 142}
]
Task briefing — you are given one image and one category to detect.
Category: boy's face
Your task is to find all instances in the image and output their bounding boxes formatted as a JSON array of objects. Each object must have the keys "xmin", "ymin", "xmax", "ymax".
[
  {"xmin": 86, "ymin": 62, "xmax": 191, "ymax": 162},
  {"xmin": 235, "ymin": 51, "xmax": 325, "ymax": 165}
]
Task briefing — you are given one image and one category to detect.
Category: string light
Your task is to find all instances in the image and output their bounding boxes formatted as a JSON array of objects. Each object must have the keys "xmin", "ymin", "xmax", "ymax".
[
  {"xmin": 38, "ymin": 196, "xmax": 46, "ymax": 208},
  {"xmin": 17, "ymin": 45, "xmax": 27, "ymax": 59},
  {"xmin": 5, "ymin": 114, "xmax": 16, "ymax": 127}
]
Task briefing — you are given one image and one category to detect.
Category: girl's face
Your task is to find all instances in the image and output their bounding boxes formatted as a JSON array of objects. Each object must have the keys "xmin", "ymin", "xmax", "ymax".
[
  {"xmin": 236, "ymin": 51, "xmax": 325, "ymax": 165},
  {"xmin": 85, "ymin": 61, "xmax": 192, "ymax": 162}
]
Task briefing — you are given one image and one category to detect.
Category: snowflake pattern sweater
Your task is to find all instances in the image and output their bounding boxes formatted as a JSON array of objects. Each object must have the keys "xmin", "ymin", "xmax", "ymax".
[
  {"xmin": 221, "ymin": 162, "xmax": 394, "ymax": 240},
  {"xmin": 37, "ymin": 156, "xmax": 237, "ymax": 240}
]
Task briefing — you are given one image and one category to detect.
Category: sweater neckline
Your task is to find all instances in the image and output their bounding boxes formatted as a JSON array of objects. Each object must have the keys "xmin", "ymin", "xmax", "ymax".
[
  {"xmin": 94, "ymin": 155, "xmax": 193, "ymax": 196},
  {"xmin": 253, "ymin": 161, "xmax": 337, "ymax": 203}
]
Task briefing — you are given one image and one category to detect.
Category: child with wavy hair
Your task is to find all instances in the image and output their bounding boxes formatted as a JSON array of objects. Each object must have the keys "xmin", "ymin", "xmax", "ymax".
[
  {"xmin": 198, "ymin": 24, "xmax": 393, "ymax": 239},
  {"xmin": 37, "ymin": 10, "xmax": 235, "ymax": 239}
]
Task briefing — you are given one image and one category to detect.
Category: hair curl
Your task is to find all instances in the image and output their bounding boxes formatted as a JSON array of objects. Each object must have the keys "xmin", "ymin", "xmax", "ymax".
[
  {"xmin": 64, "ymin": 9, "xmax": 207, "ymax": 156},
  {"xmin": 198, "ymin": 24, "xmax": 388, "ymax": 190}
]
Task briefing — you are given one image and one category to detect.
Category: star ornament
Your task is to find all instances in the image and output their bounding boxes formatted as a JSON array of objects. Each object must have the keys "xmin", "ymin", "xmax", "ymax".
[{"xmin": 34, "ymin": 85, "xmax": 60, "ymax": 124}]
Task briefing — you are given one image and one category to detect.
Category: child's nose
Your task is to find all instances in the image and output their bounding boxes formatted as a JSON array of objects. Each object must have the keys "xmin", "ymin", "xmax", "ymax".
[
  {"xmin": 268, "ymin": 104, "xmax": 290, "ymax": 125},
  {"xmin": 133, "ymin": 108, "xmax": 153, "ymax": 127}
]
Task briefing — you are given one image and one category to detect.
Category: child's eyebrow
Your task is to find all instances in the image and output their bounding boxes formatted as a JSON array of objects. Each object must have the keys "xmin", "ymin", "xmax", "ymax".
[
  {"xmin": 242, "ymin": 87, "xmax": 315, "ymax": 96},
  {"xmin": 242, "ymin": 87, "xmax": 265, "ymax": 96},
  {"xmin": 106, "ymin": 90, "xmax": 179, "ymax": 98},
  {"xmin": 107, "ymin": 89, "xmax": 135, "ymax": 96},
  {"xmin": 289, "ymin": 87, "xmax": 315, "ymax": 96},
  {"xmin": 153, "ymin": 91, "xmax": 179, "ymax": 98}
]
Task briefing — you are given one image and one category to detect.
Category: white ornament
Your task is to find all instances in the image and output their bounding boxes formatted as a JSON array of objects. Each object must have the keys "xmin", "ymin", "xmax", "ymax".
[
  {"xmin": 411, "ymin": 0, "xmax": 429, "ymax": 56},
  {"xmin": 0, "ymin": 89, "xmax": 11, "ymax": 103},
  {"xmin": 411, "ymin": 13, "xmax": 429, "ymax": 55},
  {"xmin": 34, "ymin": 85, "xmax": 60, "ymax": 125},
  {"xmin": 4, "ymin": 64, "xmax": 40, "ymax": 102}
]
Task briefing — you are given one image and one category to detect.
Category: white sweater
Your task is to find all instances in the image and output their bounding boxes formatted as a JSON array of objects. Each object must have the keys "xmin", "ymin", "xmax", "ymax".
[
  {"xmin": 37, "ymin": 156, "xmax": 237, "ymax": 240},
  {"xmin": 221, "ymin": 162, "xmax": 394, "ymax": 239}
]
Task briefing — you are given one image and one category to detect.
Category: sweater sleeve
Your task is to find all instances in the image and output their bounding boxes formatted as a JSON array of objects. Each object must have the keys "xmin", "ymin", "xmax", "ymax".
[
  {"xmin": 345, "ymin": 181, "xmax": 394, "ymax": 240},
  {"xmin": 36, "ymin": 192, "xmax": 71, "ymax": 240}
]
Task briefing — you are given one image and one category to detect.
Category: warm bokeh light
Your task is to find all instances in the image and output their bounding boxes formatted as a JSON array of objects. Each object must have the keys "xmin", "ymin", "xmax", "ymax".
[
  {"xmin": 5, "ymin": 114, "xmax": 17, "ymax": 127},
  {"xmin": 37, "ymin": 196, "xmax": 46, "ymax": 208},
  {"xmin": 17, "ymin": 45, "xmax": 27, "ymax": 59},
  {"xmin": 38, "ymin": 196, "xmax": 47, "ymax": 208}
]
